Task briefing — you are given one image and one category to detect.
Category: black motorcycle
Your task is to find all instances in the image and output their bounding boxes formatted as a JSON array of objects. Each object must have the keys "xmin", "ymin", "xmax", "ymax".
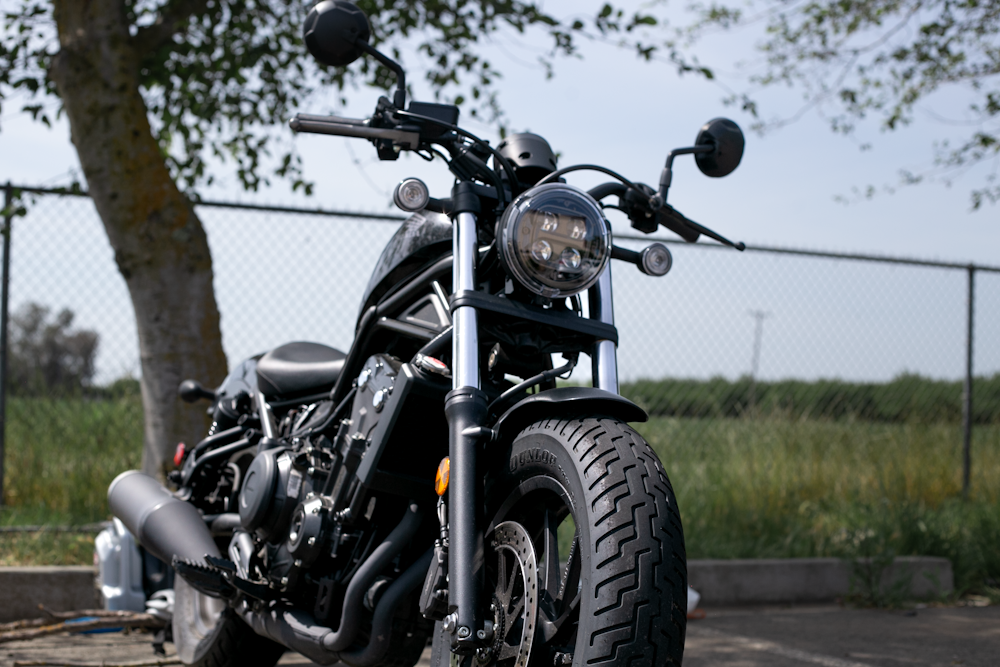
[{"xmin": 107, "ymin": 2, "xmax": 745, "ymax": 665}]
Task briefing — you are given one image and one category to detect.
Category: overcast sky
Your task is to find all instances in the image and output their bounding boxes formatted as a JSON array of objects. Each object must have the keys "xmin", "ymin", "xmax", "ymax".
[
  {"xmin": 0, "ymin": 4, "xmax": 996, "ymax": 384},
  {"xmin": 1, "ymin": 6, "xmax": 996, "ymax": 264}
]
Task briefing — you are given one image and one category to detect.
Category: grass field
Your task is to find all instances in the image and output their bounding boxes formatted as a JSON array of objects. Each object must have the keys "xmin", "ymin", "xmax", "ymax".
[
  {"xmin": 643, "ymin": 416, "xmax": 1000, "ymax": 593},
  {"xmin": 1, "ymin": 395, "xmax": 997, "ymax": 594},
  {"xmin": 0, "ymin": 395, "xmax": 143, "ymax": 565}
]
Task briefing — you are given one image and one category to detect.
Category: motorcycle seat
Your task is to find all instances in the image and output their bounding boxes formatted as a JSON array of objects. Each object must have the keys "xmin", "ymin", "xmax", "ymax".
[{"xmin": 256, "ymin": 341, "xmax": 347, "ymax": 398}]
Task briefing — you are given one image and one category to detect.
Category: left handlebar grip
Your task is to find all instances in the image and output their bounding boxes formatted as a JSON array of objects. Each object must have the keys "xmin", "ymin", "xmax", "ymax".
[
  {"xmin": 293, "ymin": 113, "xmax": 369, "ymax": 127},
  {"xmin": 289, "ymin": 114, "xmax": 420, "ymax": 149}
]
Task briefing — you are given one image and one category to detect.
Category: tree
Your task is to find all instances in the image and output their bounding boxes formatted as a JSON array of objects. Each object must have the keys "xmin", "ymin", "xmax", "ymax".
[
  {"xmin": 689, "ymin": 0, "xmax": 1000, "ymax": 208},
  {"xmin": 9, "ymin": 302, "xmax": 99, "ymax": 396},
  {"xmin": 0, "ymin": 1, "xmax": 675, "ymax": 477}
]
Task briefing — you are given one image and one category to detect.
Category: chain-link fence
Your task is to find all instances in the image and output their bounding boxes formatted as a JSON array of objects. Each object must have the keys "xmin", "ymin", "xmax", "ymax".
[{"xmin": 2, "ymin": 185, "xmax": 999, "ymax": 572}]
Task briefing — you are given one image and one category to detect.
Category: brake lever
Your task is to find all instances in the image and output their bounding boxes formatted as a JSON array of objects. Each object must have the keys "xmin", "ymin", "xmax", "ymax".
[
  {"xmin": 656, "ymin": 205, "xmax": 700, "ymax": 243},
  {"xmin": 677, "ymin": 213, "xmax": 745, "ymax": 251}
]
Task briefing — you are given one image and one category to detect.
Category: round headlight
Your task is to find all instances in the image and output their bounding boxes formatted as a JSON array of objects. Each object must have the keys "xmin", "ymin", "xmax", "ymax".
[{"xmin": 497, "ymin": 183, "xmax": 611, "ymax": 298}]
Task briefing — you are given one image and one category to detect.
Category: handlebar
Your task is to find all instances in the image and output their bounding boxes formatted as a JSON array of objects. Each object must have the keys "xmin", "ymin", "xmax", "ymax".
[
  {"xmin": 289, "ymin": 113, "xmax": 420, "ymax": 150},
  {"xmin": 291, "ymin": 110, "xmax": 743, "ymax": 251},
  {"xmin": 589, "ymin": 181, "xmax": 743, "ymax": 250}
]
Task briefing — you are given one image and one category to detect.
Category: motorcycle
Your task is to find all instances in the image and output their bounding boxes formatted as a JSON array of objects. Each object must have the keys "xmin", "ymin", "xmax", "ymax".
[{"xmin": 106, "ymin": 1, "xmax": 745, "ymax": 665}]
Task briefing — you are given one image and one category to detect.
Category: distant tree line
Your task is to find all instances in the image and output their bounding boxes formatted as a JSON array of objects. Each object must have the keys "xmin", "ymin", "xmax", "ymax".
[
  {"xmin": 621, "ymin": 374, "xmax": 1000, "ymax": 425},
  {"xmin": 8, "ymin": 302, "xmax": 998, "ymax": 426},
  {"xmin": 7, "ymin": 302, "xmax": 98, "ymax": 396}
]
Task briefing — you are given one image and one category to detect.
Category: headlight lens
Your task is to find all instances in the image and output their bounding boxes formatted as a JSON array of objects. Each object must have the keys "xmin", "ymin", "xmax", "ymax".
[{"xmin": 497, "ymin": 183, "xmax": 611, "ymax": 297}]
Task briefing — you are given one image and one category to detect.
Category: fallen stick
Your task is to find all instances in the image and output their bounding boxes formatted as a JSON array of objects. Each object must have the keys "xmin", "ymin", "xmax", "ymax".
[
  {"xmin": 0, "ymin": 614, "xmax": 165, "ymax": 644},
  {"xmin": 0, "ymin": 611, "xmax": 147, "ymax": 633},
  {"xmin": 13, "ymin": 660, "xmax": 180, "ymax": 667},
  {"xmin": 0, "ymin": 523, "xmax": 109, "ymax": 534}
]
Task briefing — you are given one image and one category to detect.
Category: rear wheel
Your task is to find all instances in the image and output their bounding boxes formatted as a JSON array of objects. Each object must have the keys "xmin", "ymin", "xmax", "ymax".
[
  {"xmin": 432, "ymin": 416, "xmax": 686, "ymax": 666},
  {"xmin": 173, "ymin": 576, "xmax": 285, "ymax": 667}
]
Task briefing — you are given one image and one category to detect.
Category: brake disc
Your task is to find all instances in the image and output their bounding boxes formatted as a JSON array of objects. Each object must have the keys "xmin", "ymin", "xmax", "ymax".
[{"xmin": 490, "ymin": 520, "xmax": 539, "ymax": 667}]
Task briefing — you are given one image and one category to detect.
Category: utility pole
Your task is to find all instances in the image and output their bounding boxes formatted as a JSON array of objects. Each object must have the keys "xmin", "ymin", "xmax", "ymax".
[{"xmin": 748, "ymin": 310, "xmax": 771, "ymax": 412}]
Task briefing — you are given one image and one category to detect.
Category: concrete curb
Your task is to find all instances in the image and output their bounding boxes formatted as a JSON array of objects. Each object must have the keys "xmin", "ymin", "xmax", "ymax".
[
  {"xmin": 0, "ymin": 557, "xmax": 954, "ymax": 621},
  {"xmin": 0, "ymin": 566, "xmax": 99, "ymax": 623},
  {"xmin": 689, "ymin": 556, "xmax": 954, "ymax": 605}
]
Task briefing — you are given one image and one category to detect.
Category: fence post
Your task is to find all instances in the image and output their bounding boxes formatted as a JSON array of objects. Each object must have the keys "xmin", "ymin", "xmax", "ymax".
[
  {"xmin": 0, "ymin": 183, "xmax": 12, "ymax": 507},
  {"xmin": 962, "ymin": 264, "xmax": 975, "ymax": 499}
]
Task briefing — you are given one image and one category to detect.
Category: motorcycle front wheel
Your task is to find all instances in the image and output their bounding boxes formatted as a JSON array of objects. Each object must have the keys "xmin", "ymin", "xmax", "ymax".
[
  {"xmin": 173, "ymin": 575, "xmax": 286, "ymax": 667},
  {"xmin": 431, "ymin": 416, "xmax": 687, "ymax": 666}
]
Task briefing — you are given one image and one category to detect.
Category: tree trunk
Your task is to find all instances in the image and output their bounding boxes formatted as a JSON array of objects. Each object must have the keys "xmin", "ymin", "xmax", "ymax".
[{"xmin": 49, "ymin": 0, "xmax": 228, "ymax": 479}]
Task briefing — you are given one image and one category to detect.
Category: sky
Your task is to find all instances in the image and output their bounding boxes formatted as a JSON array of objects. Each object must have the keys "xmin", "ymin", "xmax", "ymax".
[
  {"xmin": 0, "ymin": 3, "xmax": 997, "ymax": 385},
  {"xmin": 2, "ymin": 4, "xmax": 995, "ymax": 264}
]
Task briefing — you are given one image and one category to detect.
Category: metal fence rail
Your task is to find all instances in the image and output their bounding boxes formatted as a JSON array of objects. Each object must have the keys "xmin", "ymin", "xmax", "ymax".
[{"xmin": 1, "ymin": 183, "xmax": 998, "ymax": 515}]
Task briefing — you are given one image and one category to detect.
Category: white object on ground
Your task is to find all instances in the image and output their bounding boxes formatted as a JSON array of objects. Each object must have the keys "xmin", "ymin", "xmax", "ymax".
[
  {"xmin": 146, "ymin": 589, "xmax": 174, "ymax": 621},
  {"xmin": 94, "ymin": 517, "xmax": 146, "ymax": 612},
  {"xmin": 687, "ymin": 585, "xmax": 701, "ymax": 611}
]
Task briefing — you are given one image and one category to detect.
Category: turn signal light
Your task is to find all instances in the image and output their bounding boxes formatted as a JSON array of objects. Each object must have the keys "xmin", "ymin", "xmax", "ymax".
[
  {"xmin": 173, "ymin": 442, "xmax": 186, "ymax": 467},
  {"xmin": 435, "ymin": 457, "xmax": 450, "ymax": 496}
]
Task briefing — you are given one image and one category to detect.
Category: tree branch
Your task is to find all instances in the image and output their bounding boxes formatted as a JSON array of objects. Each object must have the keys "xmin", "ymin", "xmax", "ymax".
[{"xmin": 133, "ymin": 0, "xmax": 212, "ymax": 57}]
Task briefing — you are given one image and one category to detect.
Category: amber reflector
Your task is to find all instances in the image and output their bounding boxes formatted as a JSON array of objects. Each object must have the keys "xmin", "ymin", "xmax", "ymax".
[{"xmin": 435, "ymin": 457, "xmax": 451, "ymax": 496}]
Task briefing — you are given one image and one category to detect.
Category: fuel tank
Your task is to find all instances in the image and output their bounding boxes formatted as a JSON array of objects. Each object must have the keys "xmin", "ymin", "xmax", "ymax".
[{"xmin": 357, "ymin": 210, "xmax": 452, "ymax": 321}]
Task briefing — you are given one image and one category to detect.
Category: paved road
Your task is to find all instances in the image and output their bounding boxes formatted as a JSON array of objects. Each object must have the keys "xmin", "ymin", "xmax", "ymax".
[
  {"xmin": 2, "ymin": 604, "xmax": 997, "ymax": 666},
  {"xmin": 687, "ymin": 604, "xmax": 999, "ymax": 667}
]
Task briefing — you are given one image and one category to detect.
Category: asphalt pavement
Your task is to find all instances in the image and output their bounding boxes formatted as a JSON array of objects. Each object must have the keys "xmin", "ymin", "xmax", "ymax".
[
  {"xmin": 2, "ymin": 603, "xmax": 997, "ymax": 667},
  {"xmin": 686, "ymin": 603, "xmax": 999, "ymax": 667}
]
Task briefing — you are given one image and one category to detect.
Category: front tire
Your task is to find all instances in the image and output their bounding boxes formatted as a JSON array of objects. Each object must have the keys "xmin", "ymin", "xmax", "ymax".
[
  {"xmin": 173, "ymin": 576, "xmax": 285, "ymax": 667},
  {"xmin": 432, "ymin": 416, "xmax": 686, "ymax": 666}
]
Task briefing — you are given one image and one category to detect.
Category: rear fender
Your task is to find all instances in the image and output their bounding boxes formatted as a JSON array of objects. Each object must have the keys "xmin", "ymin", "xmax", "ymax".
[{"xmin": 491, "ymin": 387, "xmax": 647, "ymax": 442}]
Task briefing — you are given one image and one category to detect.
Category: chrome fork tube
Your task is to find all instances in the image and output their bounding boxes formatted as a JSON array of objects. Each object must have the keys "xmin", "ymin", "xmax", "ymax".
[
  {"xmin": 589, "ymin": 263, "xmax": 619, "ymax": 393},
  {"xmin": 452, "ymin": 212, "xmax": 480, "ymax": 390},
  {"xmin": 445, "ymin": 205, "xmax": 487, "ymax": 650}
]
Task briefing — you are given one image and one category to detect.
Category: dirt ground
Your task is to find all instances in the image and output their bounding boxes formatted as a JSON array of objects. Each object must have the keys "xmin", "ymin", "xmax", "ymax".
[{"xmin": 2, "ymin": 603, "xmax": 997, "ymax": 667}]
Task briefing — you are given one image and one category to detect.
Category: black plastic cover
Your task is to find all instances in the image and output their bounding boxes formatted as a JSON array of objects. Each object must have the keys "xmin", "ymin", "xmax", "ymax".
[
  {"xmin": 238, "ymin": 449, "xmax": 280, "ymax": 533},
  {"xmin": 497, "ymin": 133, "xmax": 558, "ymax": 186},
  {"xmin": 216, "ymin": 356, "xmax": 260, "ymax": 403},
  {"xmin": 358, "ymin": 211, "xmax": 453, "ymax": 319},
  {"xmin": 492, "ymin": 387, "xmax": 647, "ymax": 440},
  {"xmin": 238, "ymin": 449, "xmax": 300, "ymax": 543}
]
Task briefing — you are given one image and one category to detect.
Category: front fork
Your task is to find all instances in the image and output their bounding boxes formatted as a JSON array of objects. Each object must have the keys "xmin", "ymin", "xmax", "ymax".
[
  {"xmin": 446, "ymin": 204, "xmax": 489, "ymax": 650},
  {"xmin": 444, "ymin": 189, "xmax": 619, "ymax": 652}
]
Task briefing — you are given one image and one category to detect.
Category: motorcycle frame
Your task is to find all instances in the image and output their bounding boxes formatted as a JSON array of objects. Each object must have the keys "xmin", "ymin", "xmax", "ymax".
[{"xmin": 445, "ymin": 188, "xmax": 619, "ymax": 651}]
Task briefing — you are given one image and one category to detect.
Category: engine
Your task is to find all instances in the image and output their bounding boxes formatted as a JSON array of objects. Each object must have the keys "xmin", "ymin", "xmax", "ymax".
[{"xmin": 226, "ymin": 353, "xmax": 407, "ymax": 618}]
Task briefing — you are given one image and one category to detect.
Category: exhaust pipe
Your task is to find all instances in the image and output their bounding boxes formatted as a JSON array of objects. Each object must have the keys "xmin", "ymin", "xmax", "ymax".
[
  {"xmin": 108, "ymin": 470, "xmax": 220, "ymax": 566},
  {"xmin": 339, "ymin": 547, "xmax": 434, "ymax": 666},
  {"xmin": 239, "ymin": 504, "xmax": 427, "ymax": 665}
]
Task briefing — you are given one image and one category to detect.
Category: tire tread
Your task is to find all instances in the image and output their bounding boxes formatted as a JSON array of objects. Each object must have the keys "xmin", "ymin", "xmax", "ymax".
[{"xmin": 535, "ymin": 416, "xmax": 685, "ymax": 666}]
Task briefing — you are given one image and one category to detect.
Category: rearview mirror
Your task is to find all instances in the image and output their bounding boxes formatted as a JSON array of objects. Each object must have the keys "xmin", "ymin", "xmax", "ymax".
[
  {"xmin": 694, "ymin": 118, "xmax": 744, "ymax": 178},
  {"xmin": 304, "ymin": 0, "xmax": 371, "ymax": 68}
]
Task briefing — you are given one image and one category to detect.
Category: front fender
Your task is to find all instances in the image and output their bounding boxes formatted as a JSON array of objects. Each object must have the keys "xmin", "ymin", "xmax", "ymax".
[{"xmin": 492, "ymin": 387, "xmax": 647, "ymax": 442}]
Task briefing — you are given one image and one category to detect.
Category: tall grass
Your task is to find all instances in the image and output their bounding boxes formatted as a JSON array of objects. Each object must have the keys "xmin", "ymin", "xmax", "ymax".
[
  {"xmin": 0, "ymin": 395, "xmax": 143, "ymax": 565},
  {"xmin": 641, "ymin": 417, "xmax": 1000, "ymax": 592},
  {"xmin": 2, "ymin": 394, "xmax": 998, "ymax": 593},
  {"xmin": 1, "ymin": 395, "xmax": 143, "ymax": 524}
]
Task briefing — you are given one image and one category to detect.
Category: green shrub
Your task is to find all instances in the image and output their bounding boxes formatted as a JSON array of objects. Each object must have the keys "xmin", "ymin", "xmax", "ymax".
[{"xmin": 623, "ymin": 373, "xmax": 1000, "ymax": 424}]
